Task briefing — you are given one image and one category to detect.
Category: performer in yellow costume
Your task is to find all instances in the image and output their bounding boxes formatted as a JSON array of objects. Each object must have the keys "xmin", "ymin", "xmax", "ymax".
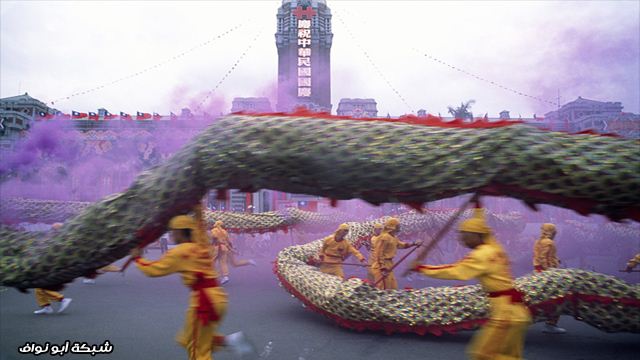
[
  {"xmin": 625, "ymin": 253, "xmax": 640, "ymax": 272},
  {"xmin": 318, "ymin": 224, "xmax": 366, "ymax": 279},
  {"xmin": 367, "ymin": 223, "xmax": 384, "ymax": 283},
  {"xmin": 210, "ymin": 221, "xmax": 255, "ymax": 285},
  {"xmin": 411, "ymin": 208, "xmax": 531, "ymax": 360},
  {"xmin": 34, "ymin": 223, "xmax": 72, "ymax": 315},
  {"xmin": 131, "ymin": 207, "xmax": 254, "ymax": 360},
  {"xmin": 532, "ymin": 223, "xmax": 566, "ymax": 334},
  {"xmin": 372, "ymin": 218, "xmax": 417, "ymax": 290}
]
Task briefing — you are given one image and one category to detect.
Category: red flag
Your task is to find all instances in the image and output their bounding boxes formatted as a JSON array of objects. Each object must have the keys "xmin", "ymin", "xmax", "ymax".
[
  {"xmin": 136, "ymin": 111, "xmax": 152, "ymax": 120},
  {"xmin": 54, "ymin": 111, "xmax": 71, "ymax": 120},
  {"xmin": 104, "ymin": 111, "xmax": 117, "ymax": 120},
  {"xmin": 37, "ymin": 111, "xmax": 54, "ymax": 120},
  {"xmin": 72, "ymin": 111, "xmax": 88, "ymax": 119},
  {"xmin": 88, "ymin": 112, "xmax": 99, "ymax": 121},
  {"xmin": 153, "ymin": 112, "xmax": 162, "ymax": 120},
  {"xmin": 120, "ymin": 112, "xmax": 131, "ymax": 120}
]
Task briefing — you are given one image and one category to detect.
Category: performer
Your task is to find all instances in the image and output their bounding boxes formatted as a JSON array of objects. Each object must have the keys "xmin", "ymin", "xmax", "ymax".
[
  {"xmin": 625, "ymin": 253, "xmax": 640, "ymax": 272},
  {"xmin": 372, "ymin": 218, "xmax": 417, "ymax": 290},
  {"xmin": 532, "ymin": 223, "xmax": 566, "ymax": 334},
  {"xmin": 34, "ymin": 289, "xmax": 72, "ymax": 315},
  {"xmin": 34, "ymin": 223, "xmax": 72, "ymax": 314},
  {"xmin": 367, "ymin": 223, "xmax": 384, "ymax": 283},
  {"xmin": 318, "ymin": 223, "xmax": 366, "ymax": 279},
  {"xmin": 131, "ymin": 207, "xmax": 254, "ymax": 360},
  {"xmin": 411, "ymin": 208, "xmax": 531, "ymax": 360},
  {"xmin": 210, "ymin": 221, "xmax": 256, "ymax": 285}
]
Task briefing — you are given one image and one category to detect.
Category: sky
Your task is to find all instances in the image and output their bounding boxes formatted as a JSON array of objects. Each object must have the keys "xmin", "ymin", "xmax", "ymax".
[{"xmin": 1, "ymin": 0, "xmax": 639, "ymax": 118}]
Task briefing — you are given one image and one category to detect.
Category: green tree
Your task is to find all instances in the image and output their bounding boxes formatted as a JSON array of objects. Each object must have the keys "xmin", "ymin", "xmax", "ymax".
[{"xmin": 447, "ymin": 100, "xmax": 475, "ymax": 120}]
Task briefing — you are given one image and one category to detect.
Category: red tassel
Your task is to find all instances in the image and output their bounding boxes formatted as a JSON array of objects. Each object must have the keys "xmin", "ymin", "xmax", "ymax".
[{"xmin": 330, "ymin": 198, "xmax": 338, "ymax": 207}]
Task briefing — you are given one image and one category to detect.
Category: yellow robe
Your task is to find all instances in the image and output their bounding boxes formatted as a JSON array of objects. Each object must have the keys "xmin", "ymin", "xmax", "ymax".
[
  {"xmin": 135, "ymin": 242, "xmax": 227, "ymax": 360},
  {"xmin": 416, "ymin": 242, "xmax": 531, "ymax": 360},
  {"xmin": 211, "ymin": 227, "xmax": 249, "ymax": 276},
  {"xmin": 319, "ymin": 235, "xmax": 365, "ymax": 279},
  {"xmin": 533, "ymin": 237, "xmax": 560, "ymax": 271},
  {"xmin": 367, "ymin": 235, "xmax": 381, "ymax": 282},
  {"xmin": 627, "ymin": 253, "xmax": 640, "ymax": 269},
  {"xmin": 371, "ymin": 232, "xmax": 411, "ymax": 289}
]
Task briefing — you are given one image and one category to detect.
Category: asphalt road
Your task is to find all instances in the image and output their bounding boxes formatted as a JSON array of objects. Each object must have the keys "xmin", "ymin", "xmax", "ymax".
[{"xmin": 1, "ymin": 249, "xmax": 638, "ymax": 360}]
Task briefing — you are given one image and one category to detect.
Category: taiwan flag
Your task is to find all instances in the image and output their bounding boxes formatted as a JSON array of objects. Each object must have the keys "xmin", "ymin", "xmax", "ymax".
[
  {"xmin": 136, "ymin": 111, "xmax": 152, "ymax": 120},
  {"xmin": 120, "ymin": 112, "xmax": 131, "ymax": 120},
  {"xmin": 153, "ymin": 112, "xmax": 162, "ymax": 120},
  {"xmin": 104, "ymin": 111, "xmax": 117, "ymax": 120},
  {"xmin": 72, "ymin": 111, "xmax": 88, "ymax": 119},
  {"xmin": 38, "ymin": 111, "xmax": 54, "ymax": 120},
  {"xmin": 54, "ymin": 111, "xmax": 71, "ymax": 120},
  {"xmin": 88, "ymin": 112, "xmax": 99, "ymax": 121}
]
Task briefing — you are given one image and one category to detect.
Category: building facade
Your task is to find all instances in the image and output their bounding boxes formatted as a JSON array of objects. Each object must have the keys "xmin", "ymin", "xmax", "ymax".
[
  {"xmin": 0, "ymin": 93, "xmax": 50, "ymax": 150},
  {"xmin": 276, "ymin": 0, "xmax": 333, "ymax": 112},
  {"xmin": 336, "ymin": 98, "xmax": 378, "ymax": 118},
  {"xmin": 543, "ymin": 97, "xmax": 639, "ymax": 138},
  {"xmin": 230, "ymin": 97, "xmax": 273, "ymax": 113}
]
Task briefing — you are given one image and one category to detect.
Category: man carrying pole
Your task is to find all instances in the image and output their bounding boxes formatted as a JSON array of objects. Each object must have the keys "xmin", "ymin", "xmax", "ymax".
[
  {"xmin": 318, "ymin": 223, "xmax": 367, "ymax": 279},
  {"xmin": 410, "ymin": 207, "xmax": 531, "ymax": 360},
  {"xmin": 371, "ymin": 218, "xmax": 418, "ymax": 290}
]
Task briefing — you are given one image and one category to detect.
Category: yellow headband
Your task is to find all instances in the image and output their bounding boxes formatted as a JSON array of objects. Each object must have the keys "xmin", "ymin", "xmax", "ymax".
[
  {"xmin": 214, "ymin": 220, "xmax": 224, "ymax": 228},
  {"xmin": 384, "ymin": 218, "xmax": 400, "ymax": 230},
  {"xmin": 458, "ymin": 208, "xmax": 491, "ymax": 234},
  {"xmin": 541, "ymin": 223, "xmax": 556, "ymax": 237},
  {"xmin": 169, "ymin": 215, "xmax": 198, "ymax": 230},
  {"xmin": 337, "ymin": 223, "xmax": 349, "ymax": 231},
  {"xmin": 373, "ymin": 223, "xmax": 383, "ymax": 229}
]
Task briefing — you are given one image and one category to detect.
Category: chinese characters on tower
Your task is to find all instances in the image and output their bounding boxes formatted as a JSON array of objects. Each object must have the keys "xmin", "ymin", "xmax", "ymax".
[
  {"xmin": 297, "ymin": 19, "xmax": 311, "ymax": 97},
  {"xmin": 292, "ymin": 5, "xmax": 316, "ymax": 98}
]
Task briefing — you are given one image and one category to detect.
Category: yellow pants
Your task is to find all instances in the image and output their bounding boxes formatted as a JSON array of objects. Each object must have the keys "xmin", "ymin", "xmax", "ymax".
[
  {"xmin": 217, "ymin": 248, "xmax": 250, "ymax": 277},
  {"xmin": 468, "ymin": 298, "xmax": 531, "ymax": 360},
  {"xmin": 35, "ymin": 289, "xmax": 64, "ymax": 307},
  {"xmin": 468, "ymin": 319, "xmax": 529, "ymax": 360},
  {"xmin": 176, "ymin": 287, "xmax": 228, "ymax": 360},
  {"xmin": 372, "ymin": 260, "xmax": 398, "ymax": 290},
  {"xmin": 319, "ymin": 263, "xmax": 344, "ymax": 279},
  {"xmin": 367, "ymin": 266, "xmax": 376, "ymax": 283}
]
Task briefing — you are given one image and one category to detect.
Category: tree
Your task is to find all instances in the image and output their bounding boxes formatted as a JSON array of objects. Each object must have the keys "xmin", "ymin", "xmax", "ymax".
[{"xmin": 447, "ymin": 100, "xmax": 475, "ymax": 120}]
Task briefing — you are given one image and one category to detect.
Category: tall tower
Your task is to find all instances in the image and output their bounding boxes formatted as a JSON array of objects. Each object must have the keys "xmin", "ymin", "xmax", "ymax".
[{"xmin": 276, "ymin": 0, "xmax": 333, "ymax": 112}]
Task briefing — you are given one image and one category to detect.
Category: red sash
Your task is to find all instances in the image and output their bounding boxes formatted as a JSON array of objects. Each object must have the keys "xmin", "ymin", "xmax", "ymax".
[
  {"xmin": 191, "ymin": 272, "xmax": 220, "ymax": 325},
  {"xmin": 488, "ymin": 288, "xmax": 525, "ymax": 304}
]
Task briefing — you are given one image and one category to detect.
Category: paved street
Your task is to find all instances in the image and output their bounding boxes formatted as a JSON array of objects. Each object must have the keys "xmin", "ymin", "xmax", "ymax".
[{"xmin": 1, "ymin": 250, "xmax": 638, "ymax": 360}]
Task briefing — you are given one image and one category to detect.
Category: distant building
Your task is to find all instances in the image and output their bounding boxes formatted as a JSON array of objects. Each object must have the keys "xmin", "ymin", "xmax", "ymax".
[
  {"xmin": 230, "ymin": 97, "xmax": 273, "ymax": 113},
  {"xmin": 543, "ymin": 96, "xmax": 639, "ymax": 138},
  {"xmin": 336, "ymin": 98, "xmax": 378, "ymax": 118},
  {"xmin": 0, "ymin": 93, "xmax": 50, "ymax": 150}
]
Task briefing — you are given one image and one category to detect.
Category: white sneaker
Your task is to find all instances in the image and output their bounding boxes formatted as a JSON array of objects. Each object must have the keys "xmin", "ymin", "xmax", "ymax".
[
  {"xmin": 58, "ymin": 298, "xmax": 72, "ymax": 313},
  {"xmin": 82, "ymin": 278, "xmax": 95, "ymax": 284},
  {"xmin": 543, "ymin": 324, "xmax": 566, "ymax": 334},
  {"xmin": 248, "ymin": 260, "xmax": 257, "ymax": 266},
  {"xmin": 225, "ymin": 331, "xmax": 257, "ymax": 358},
  {"xmin": 221, "ymin": 276, "xmax": 229, "ymax": 285},
  {"xmin": 34, "ymin": 306, "xmax": 53, "ymax": 315}
]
